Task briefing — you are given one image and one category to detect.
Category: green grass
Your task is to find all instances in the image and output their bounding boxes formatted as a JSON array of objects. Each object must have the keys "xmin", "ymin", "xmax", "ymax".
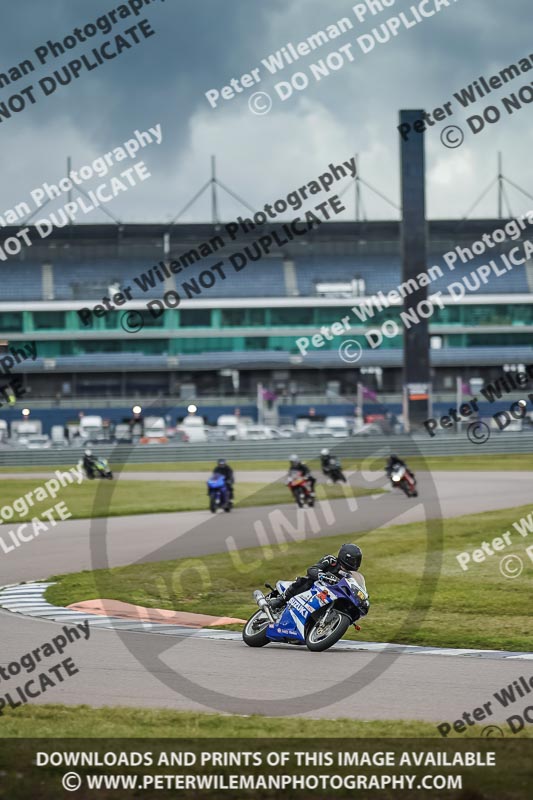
[
  {"xmin": 1, "ymin": 453, "xmax": 533, "ymax": 473},
  {"xmin": 0, "ymin": 479, "xmax": 379, "ymax": 523},
  {"xmin": 0, "ymin": 460, "xmax": 289, "ymax": 473},
  {"xmin": 1, "ymin": 704, "xmax": 528, "ymax": 738},
  {"xmin": 47, "ymin": 504, "xmax": 533, "ymax": 651},
  {"xmin": 1, "ymin": 708, "xmax": 530, "ymax": 800}
]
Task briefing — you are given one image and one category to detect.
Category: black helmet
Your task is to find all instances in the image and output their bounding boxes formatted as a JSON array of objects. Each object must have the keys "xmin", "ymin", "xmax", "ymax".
[
  {"xmin": 338, "ymin": 543, "xmax": 362, "ymax": 571},
  {"xmin": 390, "ymin": 454, "xmax": 398, "ymax": 460},
  {"xmin": 217, "ymin": 458, "xmax": 226, "ymax": 466}
]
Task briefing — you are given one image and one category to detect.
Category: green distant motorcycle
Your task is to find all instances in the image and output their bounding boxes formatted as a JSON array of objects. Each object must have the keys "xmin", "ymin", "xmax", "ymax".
[{"xmin": 81, "ymin": 456, "xmax": 113, "ymax": 480}]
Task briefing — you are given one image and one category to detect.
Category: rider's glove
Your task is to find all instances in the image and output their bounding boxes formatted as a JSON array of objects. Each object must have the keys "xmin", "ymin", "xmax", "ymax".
[{"xmin": 318, "ymin": 571, "xmax": 338, "ymax": 585}]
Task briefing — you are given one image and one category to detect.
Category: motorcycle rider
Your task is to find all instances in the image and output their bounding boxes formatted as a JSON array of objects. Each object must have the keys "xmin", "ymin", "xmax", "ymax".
[
  {"xmin": 287, "ymin": 454, "xmax": 316, "ymax": 497},
  {"xmin": 82, "ymin": 448, "xmax": 97, "ymax": 478},
  {"xmin": 320, "ymin": 448, "xmax": 333, "ymax": 473},
  {"xmin": 213, "ymin": 458, "xmax": 235, "ymax": 499},
  {"xmin": 385, "ymin": 454, "xmax": 414, "ymax": 481},
  {"xmin": 320, "ymin": 448, "xmax": 344, "ymax": 484},
  {"xmin": 269, "ymin": 543, "xmax": 365, "ymax": 610}
]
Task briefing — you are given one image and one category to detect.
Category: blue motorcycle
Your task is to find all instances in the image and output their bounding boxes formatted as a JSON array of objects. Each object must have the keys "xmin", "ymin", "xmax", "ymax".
[
  {"xmin": 207, "ymin": 474, "xmax": 232, "ymax": 513},
  {"xmin": 243, "ymin": 571, "xmax": 369, "ymax": 652}
]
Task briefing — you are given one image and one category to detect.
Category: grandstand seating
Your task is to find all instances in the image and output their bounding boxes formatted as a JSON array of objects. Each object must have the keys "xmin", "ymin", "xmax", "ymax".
[
  {"xmin": 2, "ymin": 252, "xmax": 529, "ymax": 300},
  {"xmin": 53, "ymin": 260, "xmax": 169, "ymax": 300},
  {"xmin": 427, "ymin": 254, "xmax": 530, "ymax": 295},
  {"xmin": 3, "ymin": 221, "xmax": 532, "ymax": 406},
  {"xmin": 187, "ymin": 258, "xmax": 286, "ymax": 298},
  {"xmin": 295, "ymin": 256, "xmax": 398, "ymax": 296},
  {"xmin": 1, "ymin": 263, "xmax": 44, "ymax": 300}
]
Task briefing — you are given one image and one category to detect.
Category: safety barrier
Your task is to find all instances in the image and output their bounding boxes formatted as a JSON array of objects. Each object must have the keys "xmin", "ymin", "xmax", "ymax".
[{"xmin": 0, "ymin": 432, "xmax": 531, "ymax": 466}]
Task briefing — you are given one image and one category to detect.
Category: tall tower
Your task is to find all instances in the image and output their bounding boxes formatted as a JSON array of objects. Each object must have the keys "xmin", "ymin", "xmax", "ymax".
[{"xmin": 399, "ymin": 110, "xmax": 430, "ymax": 428}]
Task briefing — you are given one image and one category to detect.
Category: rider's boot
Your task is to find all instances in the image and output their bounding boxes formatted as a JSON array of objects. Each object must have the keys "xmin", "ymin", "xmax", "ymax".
[{"xmin": 269, "ymin": 594, "xmax": 287, "ymax": 610}]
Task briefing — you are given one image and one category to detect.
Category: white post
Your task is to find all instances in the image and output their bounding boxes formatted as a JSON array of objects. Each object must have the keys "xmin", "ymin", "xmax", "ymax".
[
  {"xmin": 403, "ymin": 385, "xmax": 410, "ymax": 434},
  {"xmin": 456, "ymin": 376, "xmax": 462, "ymax": 434},
  {"xmin": 356, "ymin": 381, "xmax": 363, "ymax": 422}
]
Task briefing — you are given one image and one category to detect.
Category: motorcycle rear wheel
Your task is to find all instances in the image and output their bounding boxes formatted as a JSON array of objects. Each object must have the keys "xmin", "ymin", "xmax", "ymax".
[
  {"xmin": 305, "ymin": 609, "xmax": 351, "ymax": 652},
  {"xmin": 242, "ymin": 610, "xmax": 271, "ymax": 647}
]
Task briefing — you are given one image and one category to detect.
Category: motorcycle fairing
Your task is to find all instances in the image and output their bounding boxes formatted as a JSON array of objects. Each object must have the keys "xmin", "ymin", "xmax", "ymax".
[
  {"xmin": 266, "ymin": 578, "xmax": 364, "ymax": 643},
  {"xmin": 207, "ymin": 474, "xmax": 226, "ymax": 489}
]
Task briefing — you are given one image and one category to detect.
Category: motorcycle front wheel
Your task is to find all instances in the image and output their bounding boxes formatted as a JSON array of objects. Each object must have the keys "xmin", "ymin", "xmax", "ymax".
[
  {"xmin": 305, "ymin": 609, "xmax": 351, "ymax": 652},
  {"xmin": 242, "ymin": 610, "xmax": 271, "ymax": 647}
]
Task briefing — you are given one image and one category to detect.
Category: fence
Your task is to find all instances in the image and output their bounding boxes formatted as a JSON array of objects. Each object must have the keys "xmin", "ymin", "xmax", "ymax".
[{"xmin": 0, "ymin": 433, "xmax": 531, "ymax": 466}]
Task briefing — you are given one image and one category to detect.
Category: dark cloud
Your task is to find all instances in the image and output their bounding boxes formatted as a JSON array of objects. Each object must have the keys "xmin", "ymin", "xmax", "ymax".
[{"xmin": 0, "ymin": 0, "xmax": 531, "ymax": 222}]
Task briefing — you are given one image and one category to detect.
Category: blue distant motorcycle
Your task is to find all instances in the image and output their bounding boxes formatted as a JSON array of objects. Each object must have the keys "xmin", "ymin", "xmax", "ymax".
[
  {"xmin": 243, "ymin": 571, "xmax": 369, "ymax": 652},
  {"xmin": 207, "ymin": 474, "xmax": 232, "ymax": 513}
]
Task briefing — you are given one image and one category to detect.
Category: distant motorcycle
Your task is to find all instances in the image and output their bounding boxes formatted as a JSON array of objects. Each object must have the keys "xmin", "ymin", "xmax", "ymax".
[
  {"xmin": 207, "ymin": 473, "xmax": 232, "ymax": 513},
  {"xmin": 286, "ymin": 470, "xmax": 315, "ymax": 508},
  {"xmin": 390, "ymin": 464, "xmax": 417, "ymax": 497},
  {"xmin": 323, "ymin": 457, "xmax": 347, "ymax": 484},
  {"xmin": 80, "ymin": 457, "xmax": 113, "ymax": 480},
  {"xmin": 243, "ymin": 571, "xmax": 370, "ymax": 652}
]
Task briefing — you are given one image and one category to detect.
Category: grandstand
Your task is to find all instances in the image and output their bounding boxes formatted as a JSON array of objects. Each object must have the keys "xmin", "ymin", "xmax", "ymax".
[{"xmin": 1, "ymin": 217, "xmax": 532, "ymax": 428}]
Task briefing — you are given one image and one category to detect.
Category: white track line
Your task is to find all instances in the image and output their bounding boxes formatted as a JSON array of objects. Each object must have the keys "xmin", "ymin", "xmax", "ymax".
[{"xmin": 1, "ymin": 582, "xmax": 531, "ymax": 661}]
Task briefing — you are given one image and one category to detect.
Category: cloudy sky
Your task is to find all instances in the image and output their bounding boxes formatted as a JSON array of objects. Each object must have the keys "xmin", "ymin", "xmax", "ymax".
[{"xmin": 0, "ymin": 0, "xmax": 531, "ymax": 224}]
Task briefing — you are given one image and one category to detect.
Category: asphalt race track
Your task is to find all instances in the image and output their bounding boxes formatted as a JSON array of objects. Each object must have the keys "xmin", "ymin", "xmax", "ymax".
[
  {"xmin": 1, "ymin": 471, "xmax": 531, "ymax": 583},
  {"xmin": 1, "ymin": 471, "xmax": 532, "ymax": 722}
]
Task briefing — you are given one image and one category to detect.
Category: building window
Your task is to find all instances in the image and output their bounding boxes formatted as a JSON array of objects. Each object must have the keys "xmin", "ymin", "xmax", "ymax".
[
  {"xmin": 0, "ymin": 312, "xmax": 23, "ymax": 332},
  {"xmin": 180, "ymin": 310, "xmax": 211, "ymax": 327},
  {"xmin": 33, "ymin": 312, "xmax": 66, "ymax": 330}
]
